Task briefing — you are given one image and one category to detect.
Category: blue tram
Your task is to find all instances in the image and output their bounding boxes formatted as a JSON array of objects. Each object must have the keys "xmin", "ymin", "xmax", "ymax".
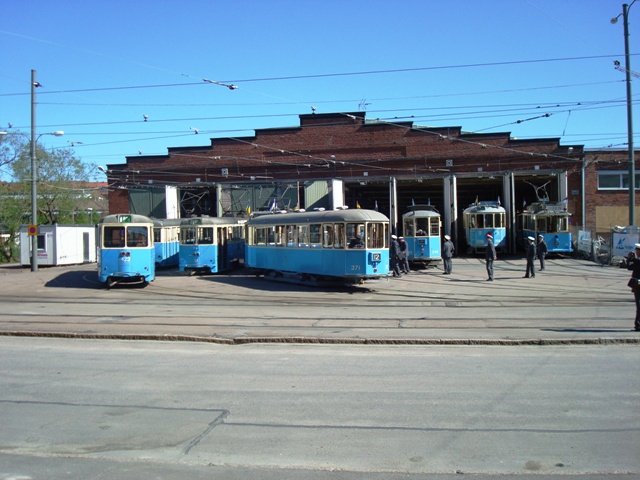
[
  {"xmin": 401, "ymin": 205, "xmax": 442, "ymax": 265},
  {"xmin": 245, "ymin": 208, "xmax": 389, "ymax": 283},
  {"xmin": 97, "ymin": 213, "xmax": 155, "ymax": 288},
  {"xmin": 179, "ymin": 216, "xmax": 246, "ymax": 275},
  {"xmin": 518, "ymin": 201, "xmax": 573, "ymax": 253},
  {"xmin": 153, "ymin": 218, "xmax": 181, "ymax": 267},
  {"xmin": 463, "ymin": 201, "xmax": 507, "ymax": 252}
]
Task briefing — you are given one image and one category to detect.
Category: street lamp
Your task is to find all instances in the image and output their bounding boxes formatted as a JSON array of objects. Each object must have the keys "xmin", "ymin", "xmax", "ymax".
[
  {"xmin": 30, "ymin": 69, "xmax": 64, "ymax": 272},
  {"xmin": 611, "ymin": 1, "xmax": 636, "ymax": 226}
]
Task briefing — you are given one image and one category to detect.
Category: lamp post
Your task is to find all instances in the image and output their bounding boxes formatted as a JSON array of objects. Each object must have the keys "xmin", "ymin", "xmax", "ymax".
[
  {"xmin": 612, "ymin": 2, "xmax": 636, "ymax": 226},
  {"xmin": 30, "ymin": 69, "xmax": 64, "ymax": 272}
]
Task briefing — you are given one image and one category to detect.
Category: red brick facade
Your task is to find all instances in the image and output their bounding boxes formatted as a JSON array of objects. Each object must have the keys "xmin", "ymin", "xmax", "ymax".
[{"xmin": 105, "ymin": 112, "xmax": 636, "ymax": 237}]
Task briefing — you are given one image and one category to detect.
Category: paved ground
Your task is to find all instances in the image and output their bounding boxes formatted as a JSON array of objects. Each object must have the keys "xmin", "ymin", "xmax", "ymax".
[{"xmin": 0, "ymin": 256, "xmax": 638, "ymax": 345}]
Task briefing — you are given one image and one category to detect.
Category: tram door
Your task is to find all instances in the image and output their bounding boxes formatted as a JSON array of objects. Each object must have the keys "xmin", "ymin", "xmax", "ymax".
[{"xmin": 217, "ymin": 226, "xmax": 228, "ymax": 270}]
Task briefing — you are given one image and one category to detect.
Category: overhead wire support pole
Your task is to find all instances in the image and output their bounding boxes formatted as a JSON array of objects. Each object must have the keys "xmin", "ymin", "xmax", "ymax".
[
  {"xmin": 623, "ymin": 3, "xmax": 636, "ymax": 226},
  {"xmin": 30, "ymin": 69, "xmax": 38, "ymax": 272},
  {"xmin": 613, "ymin": 2, "xmax": 637, "ymax": 226}
]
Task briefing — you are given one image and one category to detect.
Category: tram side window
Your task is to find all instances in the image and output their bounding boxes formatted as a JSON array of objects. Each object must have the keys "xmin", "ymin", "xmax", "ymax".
[
  {"xmin": 255, "ymin": 227, "xmax": 267, "ymax": 245},
  {"xmin": 347, "ymin": 223, "xmax": 365, "ymax": 248},
  {"xmin": 536, "ymin": 218, "xmax": 547, "ymax": 233},
  {"xmin": 153, "ymin": 228, "xmax": 161, "ymax": 243},
  {"xmin": 104, "ymin": 226, "xmax": 125, "ymax": 248},
  {"xmin": 309, "ymin": 224, "xmax": 321, "ymax": 246},
  {"xmin": 334, "ymin": 223, "xmax": 345, "ymax": 248},
  {"xmin": 127, "ymin": 226, "xmax": 149, "ymax": 247},
  {"xmin": 267, "ymin": 227, "xmax": 276, "ymax": 245},
  {"xmin": 498, "ymin": 213, "xmax": 506, "ymax": 228},
  {"xmin": 232, "ymin": 225, "xmax": 245, "ymax": 240},
  {"xmin": 286, "ymin": 225, "xmax": 298, "ymax": 247},
  {"xmin": 429, "ymin": 218, "xmax": 440, "ymax": 236},
  {"xmin": 323, "ymin": 224, "xmax": 334, "ymax": 248},
  {"xmin": 298, "ymin": 225, "xmax": 309, "ymax": 247},
  {"xmin": 274, "ymin": 225, "xmax": 286, "ymax": 246}
]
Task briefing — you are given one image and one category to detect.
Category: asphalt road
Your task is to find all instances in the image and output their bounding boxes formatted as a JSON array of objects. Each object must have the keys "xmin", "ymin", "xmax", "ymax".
[
  {"xmin": 1, "ymin": 337, "xmax": 638, "ymax": 478},
  {"xmin": 0, "ymin": 256, "xmax": 638, "ymax": 344}
]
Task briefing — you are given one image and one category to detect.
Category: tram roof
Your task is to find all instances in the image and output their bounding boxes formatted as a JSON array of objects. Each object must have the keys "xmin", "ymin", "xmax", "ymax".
[
  {"xmin": 405, "ymin": 204, "xmax": 439, "ymax": 213},
  {"xmin": 523, "ymin": 201, "xmax": 570, "ymax": 215},
  {"xmin": 152, "ymin": 218, "xmax": 182, "ymax": 227},
  {"xmin": 403, "ymin": 205, "xmax": 440, "ymax": 218},
  {"xmin": 180, "ymin": 216, "xmax": 246, "ymax": 226},
  {"xmin": 247, "ymin": 208, "xmax": 389, "ymax": 225},
  {"xmin": 463, "ymin": 201, "xmax": 505, "ymax": 214},
  {"xmin": 100, "ymin": 213, "xmax": 154, "ymax": 224}
]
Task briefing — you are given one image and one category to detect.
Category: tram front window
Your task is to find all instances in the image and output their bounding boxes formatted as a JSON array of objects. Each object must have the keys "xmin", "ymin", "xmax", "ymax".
[
  {"xmin": 367, "ymin": 222, "xmax": 387, "ymax": 248},
  {"xmin": 403, "ymin": 220, "xmax": 414, "ymax": 237},
  {"xmin": 104, "ymin": 227, "xmax": 125, "ymax": 248},
  {"xmin": 126, "ymin": 226, "xmax": 148, "ymax": 247},
  {"xmin": 199, "ymin": 227, "xmax": 214, "ymax": 245},
  {"xmin": 429, "ymin": 218, "xmax": 440, "ymax": 236},
  {"xmin": 536, "ymin": 218, "xmax": 548, "ymax": 233},
  {"xmin": 415, "ymin": 219, "xmax": 428, "ymax": 235}
]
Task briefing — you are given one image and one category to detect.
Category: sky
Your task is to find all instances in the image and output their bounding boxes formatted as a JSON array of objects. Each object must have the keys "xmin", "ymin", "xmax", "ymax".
[{"xmin": 1, "ymin": 0, "xmax": 638, "ymax": 181}]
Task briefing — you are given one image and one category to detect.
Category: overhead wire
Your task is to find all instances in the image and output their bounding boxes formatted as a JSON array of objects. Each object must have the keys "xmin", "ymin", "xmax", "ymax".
[{"xmin": 3, "ymin": 54, "xmax": 634, "ymax": 173}]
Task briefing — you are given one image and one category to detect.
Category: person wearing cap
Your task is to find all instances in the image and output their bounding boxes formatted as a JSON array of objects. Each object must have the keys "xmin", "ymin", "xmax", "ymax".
[
  {"xmin": 524, "ymin": 235, "xmax": 537, "ymax": 278},
  {"xmin": 485, "ymin": 232, "xmax": 496, "ymax": 281},
  {"xmin": 398, "ymin": 236, "xmax": 410, "ymax": 274},
  {"xmin": 625, "ymin": 243, "xmax": 640, "ymax": 331},
  {"xmin": 536, "ymin": 234, "xmax": 548, "ymax": 271},
  {"xmin": 390, "ymin": 234, "xmax": 402, "ymax": 277},
  {"xmin": 442, "ymin": 234, "xmax": 454, "ymax": 274}
]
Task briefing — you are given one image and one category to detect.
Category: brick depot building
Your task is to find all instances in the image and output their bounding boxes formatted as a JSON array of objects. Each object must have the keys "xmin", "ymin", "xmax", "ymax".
[{"xmin": 105, "ymin": 111, "xmax": 637, "ymax": 252}]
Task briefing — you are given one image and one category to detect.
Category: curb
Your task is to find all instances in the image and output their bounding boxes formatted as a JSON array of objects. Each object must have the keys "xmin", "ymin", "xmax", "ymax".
[{"xmin": 1, "ymin": 331, "xmax": 639, "ymax": 346}]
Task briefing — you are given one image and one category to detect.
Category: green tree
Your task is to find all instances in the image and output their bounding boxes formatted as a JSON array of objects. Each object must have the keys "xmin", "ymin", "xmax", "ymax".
[{"xmin": 0, "ymin": 131, "xmax": 90, "ymax": 262}]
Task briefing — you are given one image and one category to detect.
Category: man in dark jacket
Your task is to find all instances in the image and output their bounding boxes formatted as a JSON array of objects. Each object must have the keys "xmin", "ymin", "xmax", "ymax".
[
  {"xmin": 537, "ymin": 234, "xmax": 548, "ymax": 271},
  {"xmin": 524, "ymin": 236, "xmax": 536, "ymax": 278},
  {"xmin": 442, "ymin": 234, "xmax": 454, "ymax": 274},
  {"xmin": 390, "ymin": 235, "xmax": 402, "ymax": 277},
  {"xmin": 626, "ymin": 243, "xmax": 640, "ymax": 331},
  {"xmin": 398, "ymin": 236, "xmax": 410, "ymax": 274},
  {"xmin": 485, "ymin": 233, "xmax": 496, "ymax": 281}
]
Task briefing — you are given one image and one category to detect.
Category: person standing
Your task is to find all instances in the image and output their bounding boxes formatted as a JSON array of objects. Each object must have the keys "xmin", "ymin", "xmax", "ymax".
[
  {"xmin": 398, "ymin": 236, "xmax": 410, "ymax": 274},
  {"xmin": 537, "ymin": 234, "xmax": 548, "ymax": 271},
  {"xmin": 524, "ymin": 236, "xmax": 536, "ymax": 278},
  {"xmin": 485, "ymin": 233, "xmax": 496, "ymax": 281},
  {"xmin": 442, "ymin": 234, "xmax": 454, "ymax": 274},
  {"xmin": 390, "ymin": 234, "xmax": 402, "ymax": 277},
  {"xmin": 626, "ymin": 244, "xmax": 640, "ymax": 331}
]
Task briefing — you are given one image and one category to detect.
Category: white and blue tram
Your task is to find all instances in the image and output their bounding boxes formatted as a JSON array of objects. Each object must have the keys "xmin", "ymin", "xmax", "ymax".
[
  {"xmin": 179, "ymin": 216, "xmax": 246, "ymax": 275},
  {"xmin": 153, "ymin": 218, "xmax": 181, "ymax": 267},
  {"xmin": 401, "ymin": 205, "xmax": 442, "ymax": 265},
  {"xmin": 245, "ymin": 208, "xmax": 389, "ymax": 283},
  {"xmin": 518, "ymin": 201, "xmax": 573, "ymax": 253},
  {"xmin": 97, "ymin": 213, "xmax": 155, "ymax": 288},
  {"xmin": 463, "ymin": 201, "xmax": 507, "ymax": 252}
]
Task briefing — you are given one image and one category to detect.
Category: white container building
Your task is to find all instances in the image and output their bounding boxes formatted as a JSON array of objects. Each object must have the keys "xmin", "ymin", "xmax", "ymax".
[{"xmin": 19, "ymin": 224, "xmax": 96, "ymax": 266}]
